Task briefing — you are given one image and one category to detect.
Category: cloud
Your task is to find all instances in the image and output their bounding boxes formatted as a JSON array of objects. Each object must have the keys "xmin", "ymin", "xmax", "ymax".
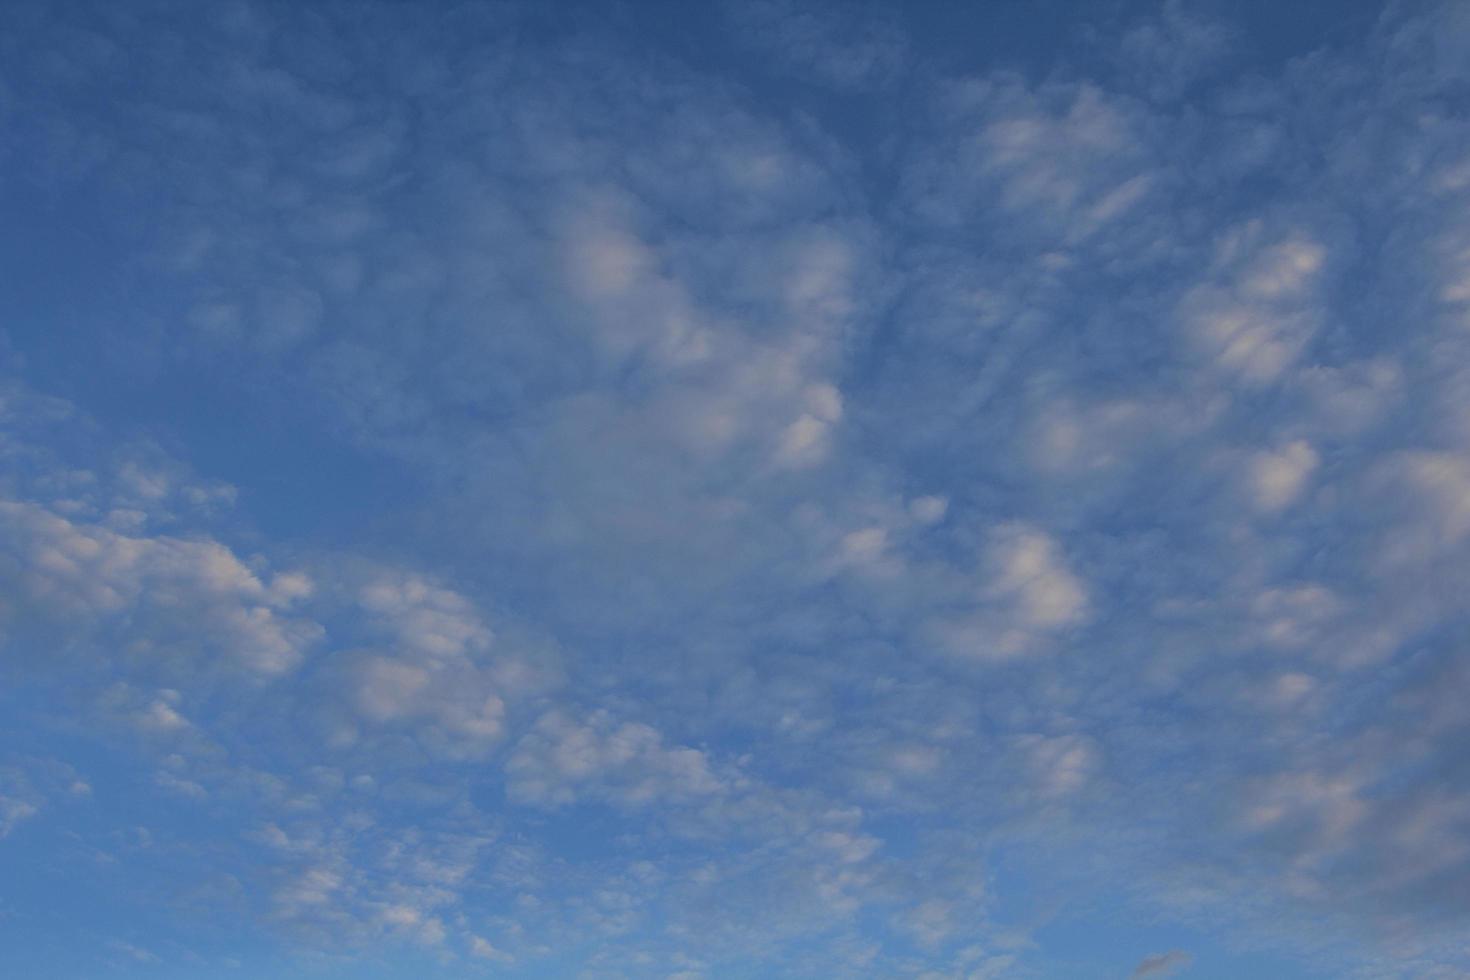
[
  {"xmin": 507, "ymin": 710, "xmax": 725, "ymax": 808},
  {"xmin": 1132, "ymin": 949, "xmax": 1191, "ymax": 977},
  {"xmin": 1017, "ymin": 734, "xmax": 1101, "ymax": 801},
  {"xmin": 0, "ymin": 787, "xmax": 39, "ymax": 839},
  {"xmin": 718, "ymin": 0, "xmax": 910, "ymax": 91},
  {"xmin": 927, "ymin": 523, "xmax": 1089, "ymax": 660},
  {"xmin": 7, "ymin": 0, "xmax": 1470, "ymax": 976},
  {"xmin": 0, "ymin": 756, "xmax": 91, "ymax": 840},
  {"xmin": 0, "ymin": 499, "xmax": 321, "ymax": 675},
  {"xmin": 468, "ymin": 934, "xmax": 513, "ymax": 963},
  {"xmin": 1247, "ymin": 440, "xmax": 1319, "ymax": 512},
  {"xmin": 902, "ymin": 73, "xmax": 1160, "ymax": 248},
  {"xmin": 1178, "ymin": 224, "xmax": 1330, "ymax": 384},
  {"xmin": 1114, "ymin": 0, "xmax": 1237, "ymax": 100}
]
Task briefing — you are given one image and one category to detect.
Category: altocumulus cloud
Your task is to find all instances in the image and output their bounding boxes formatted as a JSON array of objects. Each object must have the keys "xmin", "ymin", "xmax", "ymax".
[{"xmin": 3, "ymin": 0, "xmax": 1470, "ymax": 977}]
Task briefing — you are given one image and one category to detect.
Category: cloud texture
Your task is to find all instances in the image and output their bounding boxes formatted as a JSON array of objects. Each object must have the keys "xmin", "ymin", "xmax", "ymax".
[{"xmin": 3, "ymin": 0, "xmax": 1470, "ymax": 977}]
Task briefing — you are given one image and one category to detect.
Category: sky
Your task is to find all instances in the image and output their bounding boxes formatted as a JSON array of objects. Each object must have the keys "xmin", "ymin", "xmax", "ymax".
[{"xmin": 2, "ymin": 0, "xmax": 1470, "ymax": 977}]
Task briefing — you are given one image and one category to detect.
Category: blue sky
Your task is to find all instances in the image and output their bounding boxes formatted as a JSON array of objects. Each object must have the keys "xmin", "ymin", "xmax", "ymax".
[{"xmin": 2, "ymin": 0, "xmax": 1470, "ymax": 976}]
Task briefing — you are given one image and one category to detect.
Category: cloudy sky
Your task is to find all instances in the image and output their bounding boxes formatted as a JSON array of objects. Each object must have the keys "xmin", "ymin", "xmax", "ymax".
[{"xmin": 3, "ymin": 1, "xmax": 1470, "ymax": 977}]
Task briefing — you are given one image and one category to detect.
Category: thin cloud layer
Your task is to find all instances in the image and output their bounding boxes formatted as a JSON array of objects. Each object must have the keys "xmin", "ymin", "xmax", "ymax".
[{"xmin": 3, "ymin": 1, "xmax": 1470, "ymax": 977}]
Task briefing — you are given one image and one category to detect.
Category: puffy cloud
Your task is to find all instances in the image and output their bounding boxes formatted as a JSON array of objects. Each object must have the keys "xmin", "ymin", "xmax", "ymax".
[
  {"xmin": 1179, "ymin": 225, "xmax": 1330, "ymax": 384},
  {"xmin": 507, "ymin": 710, "xmax": 725, "ymax": 808},
  {"xmin": 7, "ymin": 0, "xmax": 1470, "ymax": 976},
  {"xmin": 359, "ymin": 576, "xmax": 493, "ymax": 661},
  {"xmin": 321, "ymin": 572, "xmax": 561, "ymax": 759},
  {"xmin": 350, "ymin": 653, "xmax": 506, "ymax": 751},
  {"xmin": 1248, "ymin": 440, "xmax": 1319, "ymax": 512},
  {"xmin": 928, "ymin": 524, "xmax": 1089, "ymax": 660},
  {"xmin": 0, "ymin": 499, "xmax": 320, "ymax": 674}
]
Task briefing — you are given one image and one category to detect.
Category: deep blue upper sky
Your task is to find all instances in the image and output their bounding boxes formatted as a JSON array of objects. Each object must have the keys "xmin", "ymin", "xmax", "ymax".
[{"xmin": 3, "ymin": 1, "xmax": 1469, "ymax": 977}]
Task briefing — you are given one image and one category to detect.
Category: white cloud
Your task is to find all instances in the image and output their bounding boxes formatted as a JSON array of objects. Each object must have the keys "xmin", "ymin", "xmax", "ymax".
[
  {"xmin": 1248, "ymin": 440, "xmax": 1319, "ymax": 511},
  {"xmin": 986, "ymin": 526, "xmax": 1089, "ymax": 630},
  {"xmin": 379, "ymin": 903, "xmax": 447, "ymax": 946},
  {"xmin": 0, "ymin": 790, "xmax": 39, "ymax": 839},
  {"xmin": 0, "ymin": 758, "xmax": 92, "ymax": 840},
  {"xmin": 1179, "ymin": 224, "xmax": 1328, "ymax": 384},
  {"xmin": 1261, "ymin": 672, "xmax": 1319, "ymax": 711},
  {"xmin": 154, "ymin": 769, "xmax": 208, "ymax": 799},
  {"xmin": 1299, "ymin": 358, "xmax": 1401, "ymax": 437},
  {"xmin": 136, "ymin": 693, "xmax": 191, "ymax": 733},
  {"xmin": 1251, "ymin": 584, "xmax": 1341, "ymax": 651},
  {"xmin": 905, "ymin": 75, "xmax": 1158, "ymax": 248},
  {"xmin": 360, "ymin": 576, "xmax": 492, "ymax": 660},
  {"xmin": 908, "ymin": 495, "xmax": 949, "ymax": 525},
  {"xmin": 1369, "ymin": 451, "xmax": 1470, "ymax": 567},
  {"xmin": 810, "ymin": 828, "xmax": 881, "ymax": 864},
  {"xmin": 928, "ymin": 524, "xmax": 1089, "ymax": 661},
  {"xmin": 0, "ymin": 500, "xmax": 321, "ymax": 674},
  {"xmin": 9, "ymin": 2, "xmax": 1470, "ymax": 975},
  {"xmin": 507, "ymin": 710, "xmax": 725, "ymax": 808},
  {"xmin": 335, "ymin": 572, "xmax": 552, "ymax": 757},
  {"xmin": 1017, "ymin": 733, "xmax": 1100, "ymax": 800},
  {"xmin": 775, "ymin": 412, "xmax": 836, "ymax": 468},
  {"xmin": 275, "ymin": 867, "xmax": 344, "ymax": 913},
  {"xmin": 469, "ymin": 934, "xmax": 513, "ymax": 962},
  {"xmin": 350, "ymin": 653, "xmax": 506, "ymax": 750}
]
